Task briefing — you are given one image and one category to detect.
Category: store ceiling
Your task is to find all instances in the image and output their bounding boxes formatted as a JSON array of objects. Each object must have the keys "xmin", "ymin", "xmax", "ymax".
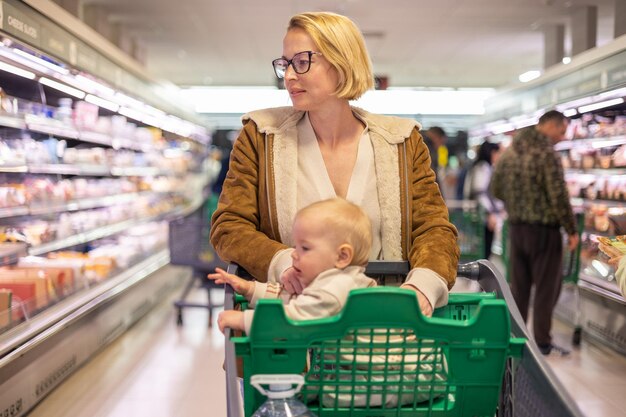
[{"xmin": 81, "ymin": 0, "xmax": 617, "ymax": 89}]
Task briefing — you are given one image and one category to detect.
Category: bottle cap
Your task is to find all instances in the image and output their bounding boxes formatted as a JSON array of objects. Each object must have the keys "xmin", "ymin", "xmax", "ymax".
[{"xmin": 251, "ymin": 374, "xmax": 305, "ymax": 399}]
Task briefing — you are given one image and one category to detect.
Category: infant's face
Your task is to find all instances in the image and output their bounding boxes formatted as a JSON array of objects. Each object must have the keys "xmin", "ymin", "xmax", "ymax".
[{"xmin": 291, "ymin": 214, "xmax": 340, "ymax": 287}]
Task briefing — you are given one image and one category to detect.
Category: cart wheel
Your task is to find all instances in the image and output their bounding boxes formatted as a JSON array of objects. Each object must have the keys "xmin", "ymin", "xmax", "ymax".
[
  {"xmin": 176, "ymin": 310, "xmax": 183, "ymax": 326},
  {"xmin": 572, "ymin": 327, "xmax": 582, "ymax": 346}
]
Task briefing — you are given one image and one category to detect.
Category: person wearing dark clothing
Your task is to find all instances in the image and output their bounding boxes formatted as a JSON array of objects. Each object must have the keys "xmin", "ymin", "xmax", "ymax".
[
  {"xmin": 490, "ymin": 110, "xmax": 579, "ymax": 355},
  {"xmin": 463, "ymin": 141, "xmax": 501, "ymax": 259},
  {"xmin": 424, "ymin": 126, "xmax": 446, "ymax": 184}
]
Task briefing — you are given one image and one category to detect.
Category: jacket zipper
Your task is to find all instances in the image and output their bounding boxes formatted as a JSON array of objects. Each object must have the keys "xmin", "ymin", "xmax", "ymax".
[
  {"xmin": 402, "ymin": 142, "xmax": 410, "ymax": 258},
  {"xmin": 265, "ymin": 134, "xmax": 277, "ymax": 240}
]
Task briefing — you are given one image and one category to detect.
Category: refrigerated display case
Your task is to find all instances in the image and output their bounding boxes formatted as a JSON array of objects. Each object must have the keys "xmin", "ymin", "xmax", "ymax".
[
  {"xmin": 0, "ymin": 1, "xmax": 218, "ymax": 415},
  {"xmin": 471, "ymin": 34, "xmax": 626, "ymax": 355}
]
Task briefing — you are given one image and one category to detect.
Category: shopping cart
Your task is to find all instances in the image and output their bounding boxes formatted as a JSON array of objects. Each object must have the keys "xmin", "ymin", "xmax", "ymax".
[
  {"xmin": 168, "ymin": 195, "xmax": 226, "ymax": 326},
  {"xmin": 500, "ymin": 213, "xmax": 584, "ymax": 345},
  {"xmin": 223, "ymin": 261, "xmax": 585, "ymax": 417},
  {"xmin": 447, "ymin": 200, "xmax": 485, "ymax": 262}
]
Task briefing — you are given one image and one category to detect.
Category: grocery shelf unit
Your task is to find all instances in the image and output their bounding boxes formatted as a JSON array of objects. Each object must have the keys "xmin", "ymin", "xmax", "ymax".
[
  {"xmin": 0, "ymin": 1, "xmax": 217, "ymax": 416},
  {"xmin": 471, "ymin": 34, "xmax": 626, "ymax": 355}
]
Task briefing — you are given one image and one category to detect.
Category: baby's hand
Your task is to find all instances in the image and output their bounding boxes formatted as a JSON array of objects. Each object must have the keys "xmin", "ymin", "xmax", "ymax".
[
  {"xmin": 207, "ymin": 267, "xmax": 254, "ymax": 298},
  {"xmin": 400, "ymin": 284, "xmax": 433, "ymax": 317},
  {"xmin": 218, "ymin": 310, "xmax": 245, "ymax": 333},
  {"xmin": 281, "ymin": 267, "xmax": 304, "ymax": 295}
]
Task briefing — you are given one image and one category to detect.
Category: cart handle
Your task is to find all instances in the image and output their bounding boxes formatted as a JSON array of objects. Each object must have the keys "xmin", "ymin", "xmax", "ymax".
[{"xmin": 224, "ymin": 263, "xmax": 242, "ymax": 417}]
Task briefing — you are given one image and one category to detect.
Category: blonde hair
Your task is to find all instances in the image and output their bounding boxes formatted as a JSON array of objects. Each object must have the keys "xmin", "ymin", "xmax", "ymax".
[
  {"xmin": 296, "ymin": 198, "xmax": 372, "ymax": 266},
  {"xmin": 288, "ymin": 12, "xmax": 374, "ymax": 100}
]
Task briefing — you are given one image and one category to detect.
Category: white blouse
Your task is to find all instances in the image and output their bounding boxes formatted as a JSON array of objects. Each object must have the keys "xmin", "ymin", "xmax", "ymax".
[{"xmin": 296, "ymin": 113, "xmax": 382, "ymax": 259}]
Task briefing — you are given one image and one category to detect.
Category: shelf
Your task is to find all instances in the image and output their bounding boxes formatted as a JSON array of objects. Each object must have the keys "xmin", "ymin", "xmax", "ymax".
[
  {"xmin": 0, "ymin": 206, "xmax": 29, "ymax": 218},
  {"xmin": 27, "ymin": 196, "xmax": 203, "ymax": 256},
  {"xmin": 570, "ymin": 198, "xmax": 626, "ymax": 208},
  {"xmin": 0, "ymin": 114, "xmax": 154, "ymax": 153},
  {"xmin": 555, "ymin": 135, "xmax": 626, "ymax": 151},
  {"xmin": 565, "ymin": 168, "xmax": 626, "ymax": 176},
  {"xmin": 0, "ymin": 114, "xmax": 26, "ymax": 130},
  {"xmin": 0, "ymin": 163, "xmax": 170, "ymax": 177},
  {"xmin": 27, "ymin": 191, "xmax": 160, "ymax": 216}
]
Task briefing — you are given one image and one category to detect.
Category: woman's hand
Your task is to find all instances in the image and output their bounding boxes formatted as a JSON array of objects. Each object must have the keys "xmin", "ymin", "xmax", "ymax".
[
  {"xmin": 598, "ymin": 243, "xmax": 623, "ymax": 267},
  {"xmin": 400, "ymin": 283, "xmax": 433, "ymax": 317},
  {"xmin": 207, "ymin": 267, "xmax": 254, "ymax": 299},
  {"xmin": 280, "ymin": 267, "xmax": 304, "ymax": 295},
  {"xmin": 217, "ymin": 310, "xmax": 245, "ymax": 333}
]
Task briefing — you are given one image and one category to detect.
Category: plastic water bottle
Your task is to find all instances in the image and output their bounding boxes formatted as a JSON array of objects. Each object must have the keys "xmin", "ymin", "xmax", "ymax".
[{"xmin": 251, "ymin": 374, "xmax": 317, "ymax": 417}]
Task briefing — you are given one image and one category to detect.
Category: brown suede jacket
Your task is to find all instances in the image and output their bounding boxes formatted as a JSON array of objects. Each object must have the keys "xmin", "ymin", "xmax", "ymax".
[{"xmin": 210, "ymin": 106, "xmax": 459, "ymax": 299}]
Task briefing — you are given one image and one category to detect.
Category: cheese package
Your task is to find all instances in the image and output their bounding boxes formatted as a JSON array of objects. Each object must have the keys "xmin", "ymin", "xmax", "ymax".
[{"xmin": 597, "ymin": 235, "xmax": 626, "ymax": 254}]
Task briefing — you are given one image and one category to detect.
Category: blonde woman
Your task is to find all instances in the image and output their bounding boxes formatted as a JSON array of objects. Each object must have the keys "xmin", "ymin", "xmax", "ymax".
[{"xmin": 210, "ymin": 12, "xmax": 459, "ymax": 316}]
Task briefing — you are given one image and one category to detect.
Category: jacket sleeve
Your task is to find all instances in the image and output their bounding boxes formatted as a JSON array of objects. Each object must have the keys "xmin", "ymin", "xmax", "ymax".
[
  {"xmin": 210, "ymin": 120, "xmax": 289, "ymax": 281},
  {"xmin": 406, "ymin": 129, "xmax": 460, "ymax": 289},
  {"xmin": 543, "ymin": 152, "xmax": 576, "ymax": 235}
]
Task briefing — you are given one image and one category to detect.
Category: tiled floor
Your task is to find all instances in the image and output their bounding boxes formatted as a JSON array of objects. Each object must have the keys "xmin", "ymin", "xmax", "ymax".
[{"xmin": 28, "ymin": 279, "xmax": 626, "ymax": 417}]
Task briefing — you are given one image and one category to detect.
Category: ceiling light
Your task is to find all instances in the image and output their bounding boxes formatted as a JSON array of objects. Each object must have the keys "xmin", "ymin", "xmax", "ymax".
[
  {"xmin": 518, "ymin": 70, "xmax": 541, "ymax": 83},
  {"xmin": 562, "ymin": 57, "xmax": 571, "ymax": 64},
  {"xmin": 39, "ymin": 77, "xmax": 86, "ymax": 99},
  {"xmin": 563, "ymin": 108, "xmax": 577, "ymax": 117},
  {"xmin": 0, "ymin": 61, "xmax": 35, "ymax": 79},
  {"xmin": 12, "ymin": 48, "xmax": 69, "ymax": 75},
  {"xmin": 577, "ymin": 98, "xmax": 624, "ymax": 113},
  {"xmin": 85, "ymin": 94, "xmax": 119, "ymax": 112}
]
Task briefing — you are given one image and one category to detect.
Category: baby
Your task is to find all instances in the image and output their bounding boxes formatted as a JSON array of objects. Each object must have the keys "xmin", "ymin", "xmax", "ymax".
[{"xmin": 208, "ymin": 197, "xmax": 376, "ymax": 333}]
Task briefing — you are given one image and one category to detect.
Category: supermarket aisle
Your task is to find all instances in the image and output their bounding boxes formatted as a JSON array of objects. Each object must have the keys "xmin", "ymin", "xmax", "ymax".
[{"xmin": 28, "ymin": 286, "xmax": 227, "ymax": 417}]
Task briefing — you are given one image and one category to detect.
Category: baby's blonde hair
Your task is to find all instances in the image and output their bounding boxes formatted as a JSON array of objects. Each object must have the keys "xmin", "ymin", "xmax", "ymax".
[
  {"xmin": 295, "ymin": 198, "xmax": 372, "ymax": 266},
  {"xmin": 288, "ymin": 12, "xmax": 374, "ymax": 100}
]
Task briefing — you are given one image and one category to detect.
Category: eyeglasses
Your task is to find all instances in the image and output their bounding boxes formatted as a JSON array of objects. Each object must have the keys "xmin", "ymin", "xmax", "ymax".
[{"xmin": 272, "ymin": 51, "xmax": 323, "ymax": 78}]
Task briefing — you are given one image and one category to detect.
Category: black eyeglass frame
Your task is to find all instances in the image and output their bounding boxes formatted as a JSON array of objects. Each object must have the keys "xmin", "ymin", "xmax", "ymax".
[{"xmin": 272, "ymin": 51, "xmax": 323, "ymax": 78}]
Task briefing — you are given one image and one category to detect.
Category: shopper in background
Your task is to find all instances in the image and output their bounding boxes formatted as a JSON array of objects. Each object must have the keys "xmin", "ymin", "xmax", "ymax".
[
  {"xmin": 209, "ymin": 198, "xmax": 375, "ymax": 333},
  {"xmin": 491, "ymin": 110, "xmax": 579, "ymax": 355},
  {"xmin": 598, "ymin": 242, "xmax": 626, "ymax": 297},
  {"xmin": 463, "ymin": 141, "xmax": 502, "ymax": 259},
  {"xmin": 210, "ymin": 11, "xmax": 459, "ymax": 317},
  {"xmin": 424, "ymin": 126, "xmax": 447, "ymax": 184}
]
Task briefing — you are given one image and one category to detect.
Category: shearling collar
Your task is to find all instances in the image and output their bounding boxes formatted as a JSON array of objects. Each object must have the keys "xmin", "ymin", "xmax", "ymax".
[{"xmin": 242, "ymin": 106, "xmax": 421, "ymax": 144}]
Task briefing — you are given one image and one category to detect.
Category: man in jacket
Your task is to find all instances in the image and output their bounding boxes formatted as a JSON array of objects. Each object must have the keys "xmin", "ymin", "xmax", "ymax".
[{"xmin": 491, "ymin": 110, "xmax": 579, "ymax": 355}]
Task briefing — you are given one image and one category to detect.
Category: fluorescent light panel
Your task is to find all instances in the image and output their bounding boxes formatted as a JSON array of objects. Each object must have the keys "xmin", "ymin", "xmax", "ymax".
[
  {"xmin": 39, "ymin": 77, "xmax": 86, "ymax": 99},
  {"xmin": 0, "ymin": 61, "xmax": 35, "ymax": 79},
  {"xmin": 75, "ymin": 75, "xmax": 115, "ymax": 96},
  {"xmin": 577, "ymin": 98, "xmax": 624, "ymax": 113},
  {"xmin": 85, "ymin": 94, "xmax": 119, "ymax": 112},
  {"xmin": 12, "ymin": 48, "xmax": 69, "ymax": 75}
]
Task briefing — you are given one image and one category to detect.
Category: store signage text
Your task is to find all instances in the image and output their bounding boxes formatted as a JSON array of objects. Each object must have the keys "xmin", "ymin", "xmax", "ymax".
[{"xmin": 7, "ymin": 14, "xmax": 37, "ymax": 39}]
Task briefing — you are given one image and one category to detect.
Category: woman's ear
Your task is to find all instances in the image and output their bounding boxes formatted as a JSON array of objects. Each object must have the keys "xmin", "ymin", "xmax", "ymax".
[{"xmin": 335, "ymin": 244, "xmax": 354, "ymax": 269}]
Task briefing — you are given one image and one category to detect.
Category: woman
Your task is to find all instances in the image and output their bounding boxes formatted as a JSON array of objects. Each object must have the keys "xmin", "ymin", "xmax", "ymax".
[
  {"xmin": 463, "ymin": 141, "xmax": 502, "ymax": 259},
  {"xmin": 210, "ymin": 12, "xmax": 459, "ymax": 316}
]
